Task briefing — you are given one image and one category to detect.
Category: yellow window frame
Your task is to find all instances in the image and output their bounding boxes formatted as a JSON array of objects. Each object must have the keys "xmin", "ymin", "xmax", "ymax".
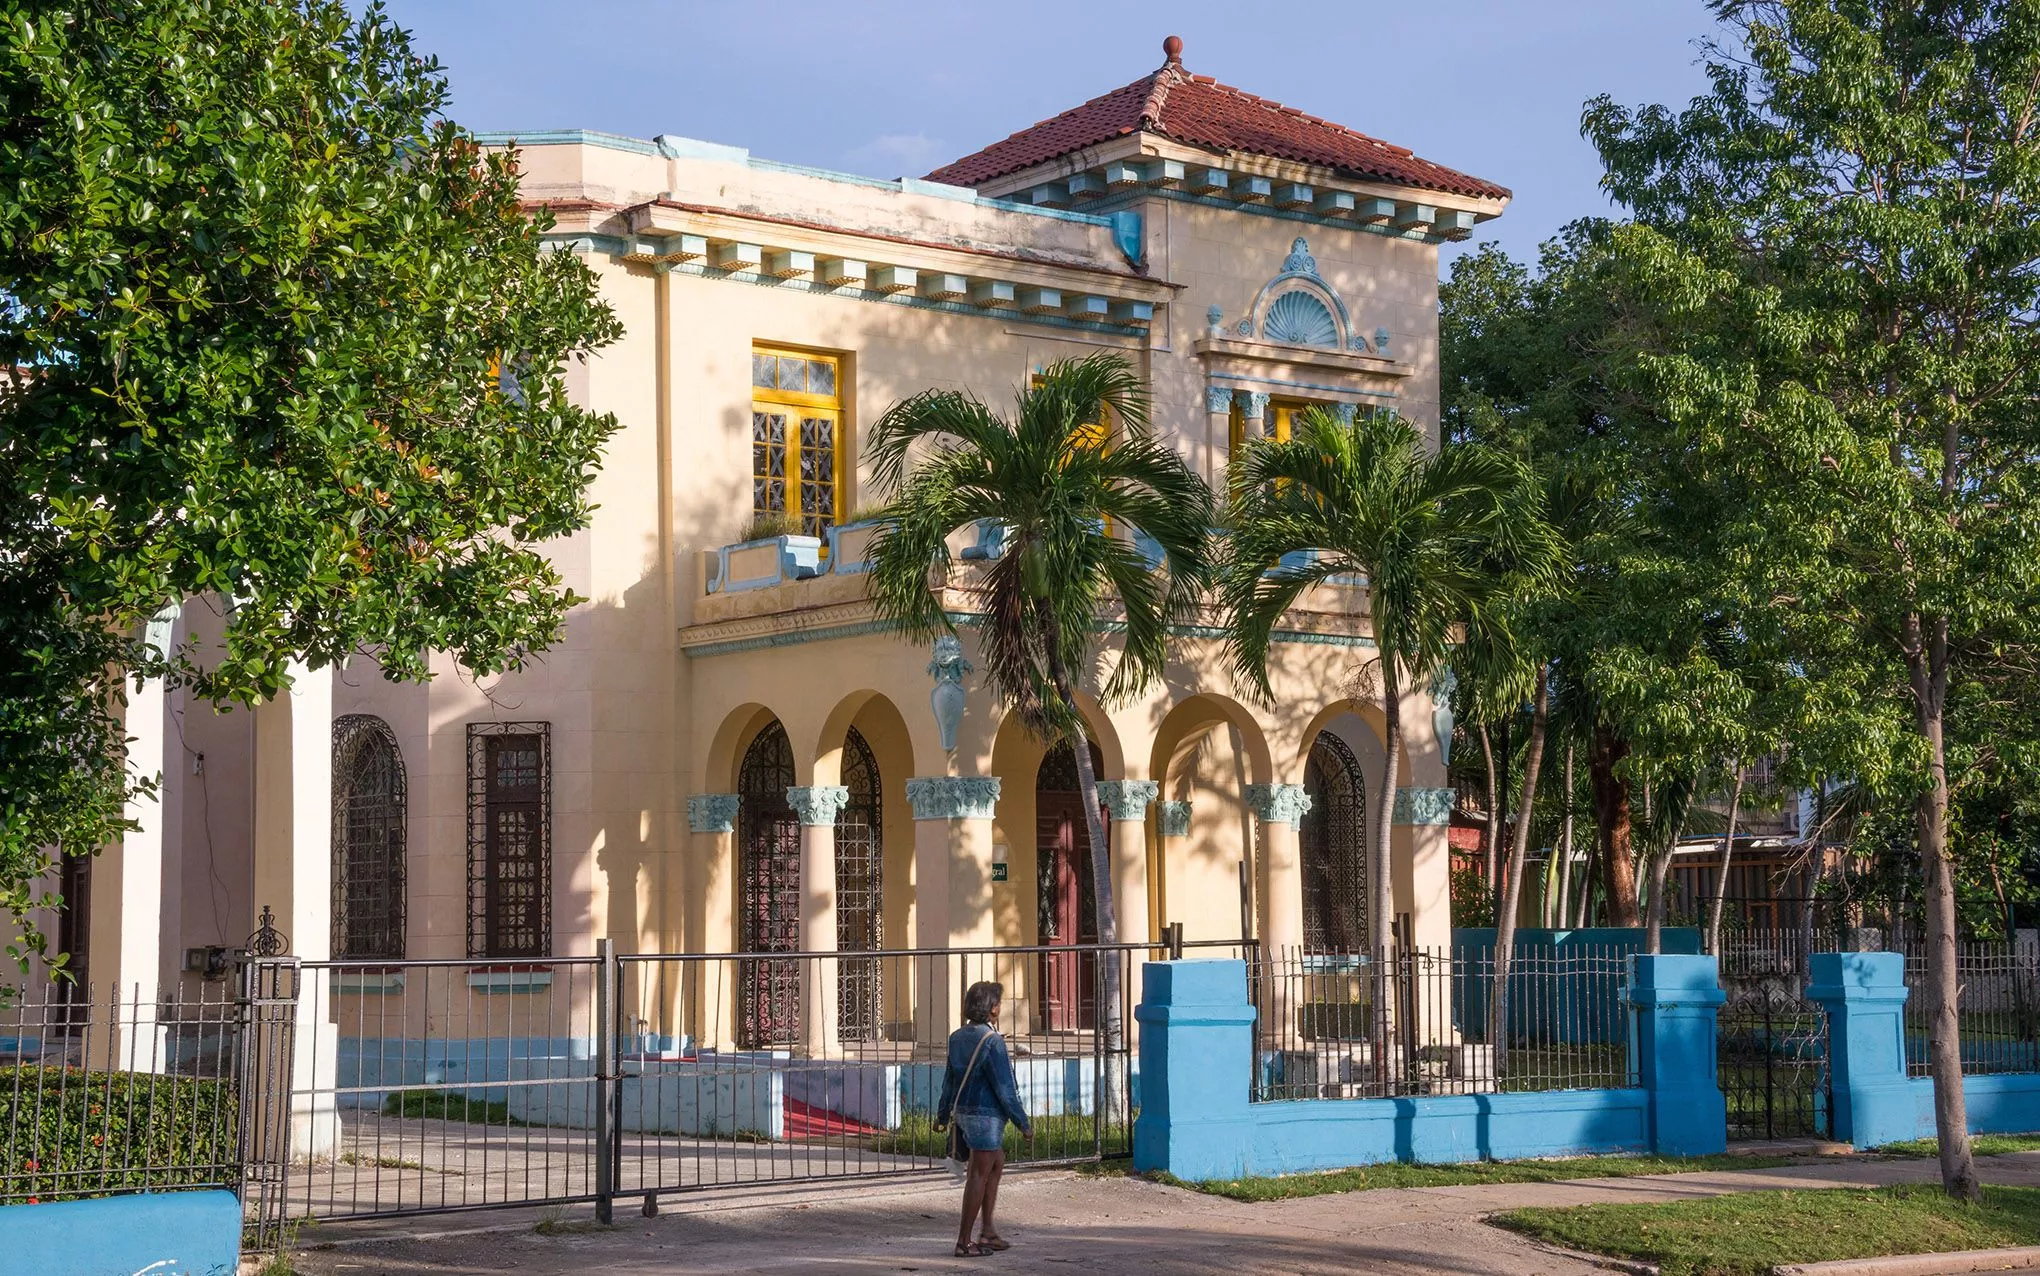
[{"xmin": 750, "ymin": 344, "xmax": 847, "ymax": 538}]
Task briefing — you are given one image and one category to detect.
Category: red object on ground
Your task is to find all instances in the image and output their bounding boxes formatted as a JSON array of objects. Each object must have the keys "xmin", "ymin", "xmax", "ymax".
[{"xmin": 781, "ymin": 1098, "xmax": 882, "ymax": 1139}]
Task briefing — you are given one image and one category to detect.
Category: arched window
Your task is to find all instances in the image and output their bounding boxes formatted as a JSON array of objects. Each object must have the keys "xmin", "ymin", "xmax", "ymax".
[
  {"xmin": 837, "ymin": 728, "xmax": 883, "ymax": 1042},
  {"xmin": 1301, "ymin": 732, "xmax": 1367, "ymax": 952},
  {"xmin": 737, "ymin": 721, "xmax": 799, "ymax": 1047},
  {"xmin": 333, "ymin": 715, "xmax": 406, "ymax": 960},
  {"xmin": 1263, "ymin": 290, "xmax": 1340, "ymax": 348}
]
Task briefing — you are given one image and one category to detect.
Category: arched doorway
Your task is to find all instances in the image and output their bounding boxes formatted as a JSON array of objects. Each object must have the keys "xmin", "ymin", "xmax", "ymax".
[
  {"xmin": 333, "ymin": 714, "xmax": 407, "ymax": 960},
  {"xmin": 1037, "ymin": 740, "xmax": 1105, "ymax": 1032},
  {"xmin": 737, "ymin": 721, "xmax": 799, "ymax": 1047},
  {"xmin": 836, "ymin": 728, "xmax": 883, "ymax": 1042},
  {"xmin": 1301, "ymin": 732, "xmax": 1367, "ymax": 952}
]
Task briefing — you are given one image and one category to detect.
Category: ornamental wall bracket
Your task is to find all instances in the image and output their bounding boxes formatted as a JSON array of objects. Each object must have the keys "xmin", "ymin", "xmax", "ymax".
[
  {"xmin": 688, "ymin": 793, "xmax": 741, "ymax": 834},
  {"xmin": 1159, "ymin": 800, "xmax": 1193, "ymax": 838},
  {"xmin": 1392, "ymin": 786, "xmax": 1455, "ymax": 826},
  {"xmin": 928, "ymin": 635, "xmax": 973, "ymax": 755}
]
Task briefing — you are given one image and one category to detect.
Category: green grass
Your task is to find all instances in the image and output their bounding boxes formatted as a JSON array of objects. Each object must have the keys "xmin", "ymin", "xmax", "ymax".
[
  {"xmin": 381, "ymin": 1090, "xmax": 527, "ymax": 1127},
  {"xmin": 1147, "ymin": 1152, "xmax": 1795, "ymax": 1202},
  {"xmin": 867, "ymin": 1113, "xmax": 1128, "ymax": 1161},
  {"xmin": 1877, "ymin": 1132, "xmax": 2040, "ymax": 1157},
  {"xmin": 1496, "ymin": 1184, "xmax": 2040, "ymax": 1276}
]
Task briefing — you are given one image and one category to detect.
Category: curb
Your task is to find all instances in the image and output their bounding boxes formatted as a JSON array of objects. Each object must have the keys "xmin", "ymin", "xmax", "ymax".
[{"xmin": 1774, "ymin": 1247, "xmax": 2040, "ymax": 1274}]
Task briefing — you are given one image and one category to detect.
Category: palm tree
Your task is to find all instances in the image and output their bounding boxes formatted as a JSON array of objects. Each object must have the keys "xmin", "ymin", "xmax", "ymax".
[
  {"xmin": 1218, "ymin": 407, "xmax": 1554, "ymax": 955},
  {"xmin": 864, "ymin": 352, "xmax": 1214, "ymax": 1050}
]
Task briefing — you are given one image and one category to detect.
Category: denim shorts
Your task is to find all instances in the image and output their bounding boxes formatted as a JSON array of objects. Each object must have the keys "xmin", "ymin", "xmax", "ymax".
[{"xmin": 953, "ymin": 1107, "xmax": 1007, "ymax": 1153}]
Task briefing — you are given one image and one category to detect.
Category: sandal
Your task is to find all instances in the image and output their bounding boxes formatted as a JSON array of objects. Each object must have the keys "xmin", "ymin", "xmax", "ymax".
[
  {"xmin": 978, "ymin": 1234, "xmax": 1011, "ymax": 1251},
  {"xmin": 954, "ymin": 1241, "xmax": 994, "ymax": 1257}
]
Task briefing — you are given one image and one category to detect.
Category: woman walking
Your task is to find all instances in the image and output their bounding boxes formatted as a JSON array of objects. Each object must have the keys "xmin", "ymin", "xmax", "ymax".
[{"xmin": 935, "ymin": 980, "xmax": 1032, "ymax": 1257}]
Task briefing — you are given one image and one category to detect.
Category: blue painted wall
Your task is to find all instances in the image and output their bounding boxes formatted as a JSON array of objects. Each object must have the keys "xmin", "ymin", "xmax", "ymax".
[
  {"xmin": 0, "ymin": 1190, "xmax": 240, "ymax": 1276},
  {"xmin": 1131, "ymin": 955, "xmax": 1727, "ymax": 1181},
  {"xmin": 1811, "ymin": 951, "xmax": 2040, "ymax": 1148}
]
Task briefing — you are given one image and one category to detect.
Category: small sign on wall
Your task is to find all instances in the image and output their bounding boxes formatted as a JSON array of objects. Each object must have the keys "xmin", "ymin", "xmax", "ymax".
[{"xmin": 991, "ymin": 861, "xmax": 1009, "ymax": 883}]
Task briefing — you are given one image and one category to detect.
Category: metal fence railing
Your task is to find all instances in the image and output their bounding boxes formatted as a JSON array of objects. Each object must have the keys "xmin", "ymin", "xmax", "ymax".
[
  {"xmin": 1903, "ymin": 940, "xmax": 2040, "ymax": 1078},
  {"xmin": 0, "ymin": 960, "xmax": 298, "ymax": 1247},
  {"xmin": 279, "ymin": 939, "xmax": 1235, "ymax": 1223},
  {"xmin": 1247, "ymin": 945, "xmax": 1631, "ymax": 1101}
]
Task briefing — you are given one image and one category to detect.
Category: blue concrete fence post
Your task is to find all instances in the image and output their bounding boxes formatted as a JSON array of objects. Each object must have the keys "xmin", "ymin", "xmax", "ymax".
[
  {"xmin": 1132, "ymin": 958, "xmax": 1257, "ymax": 1179},
  {"xmin": 1626, "ymin": 954, "xmax": 1728, "ymax": 1156},
  {"xmin": 1806, "ymin": 951, "xmax": 1914, "ymax": 1149}
]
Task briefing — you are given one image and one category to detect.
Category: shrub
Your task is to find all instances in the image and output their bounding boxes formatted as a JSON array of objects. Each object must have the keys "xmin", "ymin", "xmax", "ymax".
[{"xmin": 0, "ymin": 1066, "xmax": 238, "ymax": 1202}]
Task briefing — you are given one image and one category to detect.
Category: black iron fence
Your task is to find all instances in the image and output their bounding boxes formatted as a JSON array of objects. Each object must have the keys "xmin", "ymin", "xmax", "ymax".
[
  {"xmin": 1902, "ymin": 940, "xmax": 2040, "ymax": 1078},
  {"xmin": 1246, "ymin": 945, "xmax": 1631, "ymax": 1100},
  {"xmin": 276, "ymin": 940, "xmax": 1232, "ymax": 1224},
  {"xmin": 0, "ymin": 959, "xmax": 298, "ymax": 1247}
]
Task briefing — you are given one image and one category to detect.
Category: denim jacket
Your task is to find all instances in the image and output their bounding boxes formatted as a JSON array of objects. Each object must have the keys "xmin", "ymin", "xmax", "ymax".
[{"xmin": 936, "ymin": 1022, "xmax": 1030, "ymax": 1132}]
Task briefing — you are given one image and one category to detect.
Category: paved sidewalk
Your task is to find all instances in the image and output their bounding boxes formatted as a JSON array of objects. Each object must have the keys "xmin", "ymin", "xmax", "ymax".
[{"xmin": 288, "ymin": 1152, "xmax": 2040, "ymax": 1276}]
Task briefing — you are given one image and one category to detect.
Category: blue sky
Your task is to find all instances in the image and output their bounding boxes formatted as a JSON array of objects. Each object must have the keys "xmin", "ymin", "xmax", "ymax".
[{"xmin": 383, "ymin": 1, "xmax": 1721, "ymax": 270}]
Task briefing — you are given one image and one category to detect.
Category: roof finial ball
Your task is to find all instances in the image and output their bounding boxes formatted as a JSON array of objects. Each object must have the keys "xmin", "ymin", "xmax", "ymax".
[{"xmin": 1163, "ymin": 34, "xmax": 1184, "ymax": 65}]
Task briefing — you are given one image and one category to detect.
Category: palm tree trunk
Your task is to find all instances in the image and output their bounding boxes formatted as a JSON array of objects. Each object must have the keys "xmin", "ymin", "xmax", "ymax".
[
  {"xmin": 1644, "ymin": 793, "xmax": 1688, "ymax": 956},
  {"xmin": 1555, "ymin": 741, "xmax": 1575, "ymax": 928},
  {"xmin": 1589, "ymin": 724, "xmax": 1641, "ymax": 927},
  {"xmin": 1706, "ymin": 765, "xmax": 1745, "ymax": 955},
  {"xmin": 1375, "ymin": 661, "xmax": 1403, "ymax": 956},
  {"xmin": 1490, "ymin": 663, "xmax": 1550, "ymax": 1078},
  {"xmin": 1479, "ymin": 723, "xmax": 1500, "ymax": 910}
]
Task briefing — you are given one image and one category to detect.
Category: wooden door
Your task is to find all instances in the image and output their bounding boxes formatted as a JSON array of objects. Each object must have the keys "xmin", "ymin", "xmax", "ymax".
[{"xmin": 1036, "ymin": 794, "xmax": 1102, "ymax": 1032}]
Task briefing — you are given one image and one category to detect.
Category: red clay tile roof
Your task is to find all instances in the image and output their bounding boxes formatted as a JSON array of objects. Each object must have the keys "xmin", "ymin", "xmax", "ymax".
[{"xmin": 925, "ymin": 45, "xmax": 1509, "ymax": 202}]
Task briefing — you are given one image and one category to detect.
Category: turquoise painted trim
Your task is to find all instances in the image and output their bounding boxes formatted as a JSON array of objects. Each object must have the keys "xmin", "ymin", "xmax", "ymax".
[
  {"xmin": 647, "ymin": 258, "xmax": 1150, "ymax": 339},
  {"xmin": 478, "ymin": 129, "xmax": 1117, "ymax": 229},
  {"xmin": 1086, "ymin": 185, "xmax": 1455, "ymax": 245},
  {"xmin": 473, "ymin": 128, "xmax": 660, "ymax": 156},
  {"xmin": 1208, "ymin": 371, "xmax": 1400, "ymax": 400},
  {"xmin": 683, "ymin": 611, "xmax": 1375, "ymax": 660}
]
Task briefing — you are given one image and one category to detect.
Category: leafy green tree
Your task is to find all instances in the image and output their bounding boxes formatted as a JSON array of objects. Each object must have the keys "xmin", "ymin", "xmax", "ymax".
[
  {"xmin": 864, "ymin": 353, "xmax": 1214, "ymax": 1049},
  {"xmin": 0, "ymin": 0, "xmax": 621, "ymax": 962},
  {"xmin": 1585, "ymin": 0, "xmax": 2040, "ymax": 1199},
  {"xmin": 1219, "ymin": 408, "xmax": 1555, "ymax": 952}
]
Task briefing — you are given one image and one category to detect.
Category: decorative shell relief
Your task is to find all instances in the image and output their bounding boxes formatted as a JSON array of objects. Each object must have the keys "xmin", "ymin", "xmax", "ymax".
[{"xmin": 1262, "ymin": 289, "xmax": 1340, "ymax": 348}]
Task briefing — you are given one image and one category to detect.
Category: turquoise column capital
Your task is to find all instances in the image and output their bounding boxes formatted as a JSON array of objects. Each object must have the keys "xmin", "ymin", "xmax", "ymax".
[
  {"xmin": 1245, "ymin": 783, "xmax": 1311, "ymax": 829},
  {"xmin": 785, "ymin": 785, "xmax": 850, "ymax": 827},
  {"xmin": 1097, "ymin": 779, "xmax": 1160, "ymax": 822},
  {"xmin": 687, "ymin": 793, "xmax": 740, "ymax": 834},
  {"xmin": 1159, "ymin": 800, "xmax": 1192, "ymax": 838},
  {"xmin": 905, "ymin": 775, "xmax": 1001, "ymax": 821}
]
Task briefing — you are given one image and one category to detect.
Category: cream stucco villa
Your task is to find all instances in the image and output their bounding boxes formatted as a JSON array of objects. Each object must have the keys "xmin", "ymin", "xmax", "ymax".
[{"xmin": 70, "ymin": 37, "xmax": 1508, "ymax": 1068}]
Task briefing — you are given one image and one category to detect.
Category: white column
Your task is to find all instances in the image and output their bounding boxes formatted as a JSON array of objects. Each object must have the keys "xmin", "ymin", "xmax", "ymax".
[
  {"xmin": 1158, "ymin": 800, "xmax": 1191, "ymax": 934},
  {"xmin": 253, "ymin": 658, "xmax": 340, "ymax": 1159},
  {"xmin": 87, "ymin": 606, "xmax": 179, "ymax": 1072},
  {"xmin": 1242, "ymin": 391, "xmax": 1269, "ymax": 440},
  {"xmin": 906, "ymin": 777, "xmax": 1000, "ymax": 1049},
  {"xmin": 787, "ymin": 785, "xmax": 848, "ymax": 1055},
  {"xmin": 1246, "ymin": 782, "xmax": 1312, "ymax": 1053},
  {"xmin": 1205, "ymin": 385, "xmax": 1236, "ymax": 485},
  {"xmin": 685, "ymin": 794, "xmax": 740, "ymax": 1049},
  {"xmin": 1096, "ymin": 781, "xmax": 1158, "ymax": 946}
]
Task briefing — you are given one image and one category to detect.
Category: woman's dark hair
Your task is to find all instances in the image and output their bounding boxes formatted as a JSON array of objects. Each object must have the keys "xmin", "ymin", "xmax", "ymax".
[{"xmin": 962, "ymin": 980, "xmax": 1003, "ymax": 1025}]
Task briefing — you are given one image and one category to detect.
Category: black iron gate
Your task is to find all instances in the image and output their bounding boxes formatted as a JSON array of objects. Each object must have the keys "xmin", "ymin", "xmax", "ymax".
[{"xmin": 1717, "ymin": 945, "xmax": 1830, "ymax": 1140}]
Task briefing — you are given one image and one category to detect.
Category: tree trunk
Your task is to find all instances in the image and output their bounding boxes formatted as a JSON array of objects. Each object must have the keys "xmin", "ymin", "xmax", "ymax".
[
  {"xmin": 1374, "ymin": 660, "xmax": 1403, "ymax": 956},
  {"xmin": 1555, "ymin": 741, "xmax": 1576, "ymax": 928},
  {"xmin": 1479, "ymin": 723, "xmax": 1499, "ymax": 895},
  {"xmin": 1490, "ymin": 664, "xmax": 1549, "ymax": 1077},
  {"xmin": 1706, "ymin": 766, "xmax": 1746, "ymax": 955},
  {"xmin": 1589, "ymin": 723, "xmax": 1640, "ymax": 927},
  {"xmin": 1909, "ymin": 620, "xmax": 1977, "ymax": 1201},
  {"xmin": 1492, "ymin": 716, "xmax": 1513, "ymax": 919}
]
